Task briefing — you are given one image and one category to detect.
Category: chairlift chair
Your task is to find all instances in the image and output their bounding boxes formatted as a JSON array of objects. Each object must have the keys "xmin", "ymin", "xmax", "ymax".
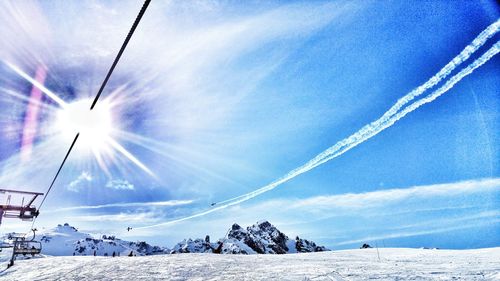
[
  {"xmin": 0, "ymin": 189, "xmax": 43, "ymax": 268},
  {"xmin": 12, "ymin": 240, "xmax": 42, "ymax": 256},
  {"xmin": 7, "ymin": 229, "xmax": 42, "ymax": 267}
]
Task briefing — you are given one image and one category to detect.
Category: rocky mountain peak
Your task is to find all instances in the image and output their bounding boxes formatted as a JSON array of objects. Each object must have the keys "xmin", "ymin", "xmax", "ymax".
[
  {"xmin": 197, "ymin": 220, "xmax": 328, "ymax": 255},
  {"xmin": 239, "ymin": 220, "xmax": 289, "ymax": 254},
  {"xmin": 227, "ymin": 223, "xmax": 247, "ymax": 240},
  {"xmin": 55, "ymin": 223, "xmax": 78, "ymax": 233}
]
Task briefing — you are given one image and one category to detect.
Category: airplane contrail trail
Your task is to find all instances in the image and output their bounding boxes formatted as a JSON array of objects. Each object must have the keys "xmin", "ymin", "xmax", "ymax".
[
  {"xmin": 212, "ymin": 18, "xmax": 500, "ymax": 207},
  {"xmin": 135, "ymin": 25, "xmax": 500, "ymax": 230}
]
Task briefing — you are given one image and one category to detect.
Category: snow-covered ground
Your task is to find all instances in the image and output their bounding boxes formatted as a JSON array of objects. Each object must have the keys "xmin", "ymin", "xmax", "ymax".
[{"xmin": 0, "ymin": 247, "xmax": 498, "ymax": 280}]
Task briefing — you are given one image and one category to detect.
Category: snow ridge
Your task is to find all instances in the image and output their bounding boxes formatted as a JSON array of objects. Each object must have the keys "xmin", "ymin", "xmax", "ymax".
[
  {"xmin": 3, "ymin": 221, "xmax": 326, "ymax": 258},
  {"xmin": 39, "ymin": 223, "xmax": 169, "ymax": 257}
]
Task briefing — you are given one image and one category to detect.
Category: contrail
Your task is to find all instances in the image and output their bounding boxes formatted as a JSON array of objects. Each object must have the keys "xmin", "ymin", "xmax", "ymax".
[
  {"xmin": 135, "ymin": 28, "xmax": 500, "ymax": 230},
  {"xmin": 213, "ymin": 19, "xmax": 500, "ymax": 207},
  {"xmin": 218, "ymin": 40, "xmax": 500, "ymax": 208}
]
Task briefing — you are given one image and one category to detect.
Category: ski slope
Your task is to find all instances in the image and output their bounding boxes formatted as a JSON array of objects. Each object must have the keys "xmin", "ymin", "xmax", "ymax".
[{"xmin": 0, "ymin": 247, "xmax": 498, "ymax": 280}]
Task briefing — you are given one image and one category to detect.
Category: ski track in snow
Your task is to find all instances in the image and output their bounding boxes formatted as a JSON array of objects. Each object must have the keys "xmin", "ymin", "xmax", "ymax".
[{"xmin": 0, "ymin": 248, "xmax": 499, "ymax": 280}]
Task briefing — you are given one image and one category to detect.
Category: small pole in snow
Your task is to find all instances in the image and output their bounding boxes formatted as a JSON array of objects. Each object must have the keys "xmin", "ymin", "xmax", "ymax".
[{"xmin": 375, "ymin": 242, "xmax": 381, "ymax": 262}]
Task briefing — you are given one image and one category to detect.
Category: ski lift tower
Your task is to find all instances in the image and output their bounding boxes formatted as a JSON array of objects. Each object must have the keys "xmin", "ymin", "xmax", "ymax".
[
  {"xmin": 0, "ymin": 189, "xmax": 43, "ymax": 224},
  {"xmin": 0, "ymin": 189, "xmax": 43, "ymax": 267}
]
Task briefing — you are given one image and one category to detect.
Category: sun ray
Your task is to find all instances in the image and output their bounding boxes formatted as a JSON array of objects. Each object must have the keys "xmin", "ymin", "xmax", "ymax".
[
  {"xmin": 113, "ymin": 129, "xmax": 241, "ymax": 185},
  {"xmin": 0, "ymin": 87, "xmax": 57, "ymax": 111},
  {"xmin": 4, "ymin": 61, "xmax": 67, "ymax": 107},
  {"xmin": 91, "ymin": 146, "xmax": 112, "ymax": 178},
  {"xmin": 106, "ymin": 136, "xmax": 156, "ymax": 178}
]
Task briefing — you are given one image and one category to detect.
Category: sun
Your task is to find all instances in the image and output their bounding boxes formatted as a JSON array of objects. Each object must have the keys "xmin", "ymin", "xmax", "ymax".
[
  {"xmin": 55, "ymin": 98, "xmax": 114, "ymax": 152},
  {"xmin": 7, "ymin": 62, "xmax": 154, "ymax": 176}
]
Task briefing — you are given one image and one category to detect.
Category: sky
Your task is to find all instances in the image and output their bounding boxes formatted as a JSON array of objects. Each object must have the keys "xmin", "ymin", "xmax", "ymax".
[{"xmin": 0, "ymin": 0, "xmax": 498, "ymax": 250}]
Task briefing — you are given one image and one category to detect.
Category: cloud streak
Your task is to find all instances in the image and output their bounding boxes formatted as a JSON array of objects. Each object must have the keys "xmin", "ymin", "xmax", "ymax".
[
  {"xmin": 337, "ymin": 216, "xmax": 500, "ymax": 246},
  {"xmin": 227, "ymin": 178, "xmax": 500, "ymax": 222},
  {"xmin": 126, "ymin": 178, "xmax": 499, "ymax": 240},
  {"xmin": 291, "ymin": 178, "xmax": 500, "ymax": 210},
  {"xmin": 105, "ymin": 179, "xmax": 134, "ymax": 190},
  {"xmin": 67, "ymin": 171, "xmax": 93, "ymax": 192},
  {"xmin": 135, "ymin": 19, "xmax": 500, "ymax": 229},
  {"xmin": 45, "ymin": 199, "xmax": 194, "ymax": 213},
  {"xmin": 136, "ymin": 177, "xmax": 499, "ymax": 230},
  {"xmin": 71, "ymin": 211, "xmax": 160, "ymax": 223}
]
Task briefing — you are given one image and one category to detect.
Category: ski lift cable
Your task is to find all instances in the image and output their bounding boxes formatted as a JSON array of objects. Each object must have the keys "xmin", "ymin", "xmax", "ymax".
[
  {"xmin": 36, "ymin": 133, "xmax": 80, "ymax": 211},
  {"xmin": 30, "ymin": 133, "xmax": 79, "ymax": 230},
  {"xmin": 29, "ymin": 0, "xmax": 152, "ymax": 232},
  {"xmin": 90, "ymin": 0, "xmax": 151, "ymax": 110}
]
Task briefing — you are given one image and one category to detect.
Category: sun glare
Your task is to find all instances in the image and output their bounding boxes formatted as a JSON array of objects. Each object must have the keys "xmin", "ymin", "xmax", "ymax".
[{"xmin": 55, "ymin": 99, "xmax": 114, "ymax": 151}]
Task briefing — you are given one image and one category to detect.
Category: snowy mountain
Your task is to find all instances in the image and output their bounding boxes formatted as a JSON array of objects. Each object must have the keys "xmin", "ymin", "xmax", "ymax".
[
  {"xmin": 38, "ymin": 223, "xmax": 169, "ymax": 257},
  {"xmin": 2, "ymin": 221, "xmax": 325, "ymax": 259},
  {"xmin": 170, "ymin": 220, "xmax": 328, "ymax": 254}
]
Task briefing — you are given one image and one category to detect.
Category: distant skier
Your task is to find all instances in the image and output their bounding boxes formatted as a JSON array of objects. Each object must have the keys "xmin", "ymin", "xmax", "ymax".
[
  {"xmin": 112, "ymin": 251, "xmax": 116, "ymax": 257},
  {"xmin": 127, "ymin": 227, "xmax": 132, "ymax": 232},
  {"xmin": 210, "ymin": 203, "xmax": 216, "ymax": 207}
]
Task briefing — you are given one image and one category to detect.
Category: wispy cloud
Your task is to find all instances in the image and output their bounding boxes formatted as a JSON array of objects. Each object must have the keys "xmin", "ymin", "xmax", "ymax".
[
  {"xmin": 105, "ymin": 179, "xmax": 134, "ymax": 190},
  {"xmin": 46, "ymin": 199, "xmax": 194, "ymax": 212},
  {"xmin": 387, "ymin": 210, "xmax": 500, "ymax": 231},
  {"xmin": 291, "ymin": 178, "xmax": 500, "ymax": 210},
  {"xmin": 67, "ymin": 171, "xmax": 92, "ymax": 192},
  {"xmin": 136, "ymin": 178, "xmax": 500, "ymax": 229},
  {"xmin": 336, "ymin": 216, "xmax": 500, "ymax": 246},
  {"xmin": 71, "ymin": 211, "xmax": 160, "ymax": 223},
  {"xmin": 88, "ymin": 179, "xmax": 499, "ymax": 244}
]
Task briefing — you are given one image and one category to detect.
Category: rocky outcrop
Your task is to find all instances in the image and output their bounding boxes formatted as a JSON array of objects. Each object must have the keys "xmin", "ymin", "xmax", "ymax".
[
  {"xmin": 170, "ymin": 220, "xmax": 329, "ymax": 255},
  {"xmin": 226, "ymin": 221, "xmax": 290, "ymax": 254},
  {"xmin": 170, "ymin": 238, "xmax": 214, "ymax": 254},
  {"xmin": 295, "ymin": 236, "xmax": 328, "ymax": 252}
]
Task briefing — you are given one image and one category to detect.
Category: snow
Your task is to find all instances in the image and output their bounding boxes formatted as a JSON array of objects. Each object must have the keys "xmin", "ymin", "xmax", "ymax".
[
  {"xmin": 38, "ymin": 223, "xmax": 90, "ymax": 256},
  {"xmin": 0, "ymin": 247, "xmax": 498, "ymax": 280},
  {"xmin": 0, "ymin": 223, "xmax": 168, "ymax": 262},
  {"xmin": 0, "ymin": 223, "xmax": 497, "ymax": 279},
  {"xmin": 170, "ymin": 238, "xmax": 213, "ymax": 254},
  {"xmin": 219, "ymin": 238, "xmax": 257, "ymax": 255}
]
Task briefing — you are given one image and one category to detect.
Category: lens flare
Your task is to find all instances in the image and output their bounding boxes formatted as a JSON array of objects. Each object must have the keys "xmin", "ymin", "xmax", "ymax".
[{"xmin": 55, "ymin": 98, "xmax": 114, "ymax": 153}]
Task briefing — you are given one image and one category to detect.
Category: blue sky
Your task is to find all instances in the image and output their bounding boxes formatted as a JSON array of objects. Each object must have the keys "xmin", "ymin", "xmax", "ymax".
[{"xmin": 0, "ymin": 1, "xmax": 498, "ymax": 250}]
